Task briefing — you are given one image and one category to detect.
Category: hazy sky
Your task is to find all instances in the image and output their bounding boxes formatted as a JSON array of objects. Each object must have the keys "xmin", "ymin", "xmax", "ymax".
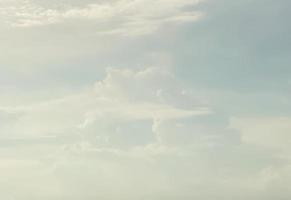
[{"xmin": 0, "ymin": 0, "xmax": 291, "ymax": 199}]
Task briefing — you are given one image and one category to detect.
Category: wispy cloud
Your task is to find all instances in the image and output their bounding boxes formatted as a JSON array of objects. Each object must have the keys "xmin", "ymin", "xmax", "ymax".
[{"xmin": 0, "ymin": 0, "xmax": 203, "ymax": 35}]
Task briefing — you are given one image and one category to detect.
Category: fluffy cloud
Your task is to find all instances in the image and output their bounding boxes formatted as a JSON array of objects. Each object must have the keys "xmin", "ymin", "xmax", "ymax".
[
  {"xmin": 228, "ymin": 116, "xmax": 291, "ymax": 199},
  {"xmin": 0, "ymin": 0, "xmax": 203, "ymax": 35},
  {"xmin": 230, "ymin": 117, "xmax": 291, "ymax": 151},
  {"xmin": 0, "ymin": 67, "xmax": 209, "ymax": 145},
  {"xmin": 0, "ymin": 66, "xmax": 214, "ymax": 199},
  {"xmin": 0, "ymin": 66, "xmax": 291, "ymax": 199}
]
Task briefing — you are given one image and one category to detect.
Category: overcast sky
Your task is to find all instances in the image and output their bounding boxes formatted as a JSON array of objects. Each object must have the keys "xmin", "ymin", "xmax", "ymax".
[{"xmin": 0, "ymin": 0, "xmax": 291, "ymax": 199}]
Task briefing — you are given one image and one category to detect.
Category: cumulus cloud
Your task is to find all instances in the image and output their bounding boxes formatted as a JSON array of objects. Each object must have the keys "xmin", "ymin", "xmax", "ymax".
[
  {"xmin": 0, "ymin": 66, "xmax": 214, "ymax": 199},
  {"xmin": 0, "ymin": 66, "xmax": 209, "ymax": 144},
  {"xmin": 227, "ymin": 116, "xmax": 291, "ymax": 199},
  {"xmin": 0, "ymin": 66, "xmax": 291, "ymax": 199},
  {"xmin": 0, "ymin": 0, "xmax": 203, "ymax": 35},
  {"xmin": 230, "ymin": 117, "xmax": 291, "ymax": 158}
]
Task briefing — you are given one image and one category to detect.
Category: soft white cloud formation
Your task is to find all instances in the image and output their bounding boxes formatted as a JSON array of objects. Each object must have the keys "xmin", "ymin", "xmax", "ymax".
[
  {"xmin": 0, "ymin": 66, "xmax": 291, "ymax": 199},
  {"xmin": 230, "ymin": 117, "xmax": 291, "ymax": 158},
  {"xmin": 228, "ymin": 116, "xmax": 291, "ymax": 199},
  {"xmin": 0, "ymin": 67, "xmax": 209, "ymax": 141},
  {"xmin": 0, "ymin": 0, "xmax": 203, "ymax": 35},
  {"xmin": 0, "ymin": 66, "xmax": 213, "ymax": 199}
]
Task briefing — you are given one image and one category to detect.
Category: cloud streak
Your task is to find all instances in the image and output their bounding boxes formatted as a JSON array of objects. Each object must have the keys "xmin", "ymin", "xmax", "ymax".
[{"xmin": 0, "ymin": 0, "xmax": 203, "ymax": 35}]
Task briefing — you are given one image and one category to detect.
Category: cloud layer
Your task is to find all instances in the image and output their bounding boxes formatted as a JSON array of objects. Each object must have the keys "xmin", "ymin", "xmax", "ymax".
[
  {"xmin": 0, "ymin": 0, "xmax": 203, "ymax": 35},
  {"xmin": 1, "ymin": 66, "xmax": 291, "ymax": 199}
]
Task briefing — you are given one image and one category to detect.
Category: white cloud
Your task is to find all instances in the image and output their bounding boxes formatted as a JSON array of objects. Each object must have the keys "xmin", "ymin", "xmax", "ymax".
[
  {"xmin": 230, "ymin": 117, "xmax": 291, "ymax": 156},
  {"xmin": 0, "ymin": 67, "xmax": 209, "ymax": 146},
  {"xmin": 0, "ymin": 0, "xmax": 203, "ymax": 35},
  {"xmin": 1, "ymin": 66, "xmax": 290, "ymax": 199},
  {"xmin": 0, "ymin": 66, "xmax": 216, "ymax": 199}
]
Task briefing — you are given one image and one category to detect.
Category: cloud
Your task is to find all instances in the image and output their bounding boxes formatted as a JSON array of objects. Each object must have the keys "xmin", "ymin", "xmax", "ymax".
[
  {"xmin": 0, "ymin": 66, "xmax": 291, "ymax": 199},
  {"xmin": 230, "ymin": 117, "xmax": 291, "ymax": 154},
  {"xmin": 0, "ymin": 66, "xmax": 215, "ymax": 199},
  {"xmin": 0, "ymin": 66, "xmax": 209, "ymax": 146},
  {"xmin": 0, "ymin": 0, "xmax": 203, "ymax": 35}
]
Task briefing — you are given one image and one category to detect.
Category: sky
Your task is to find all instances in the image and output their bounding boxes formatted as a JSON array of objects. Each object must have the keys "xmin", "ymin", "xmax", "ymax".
[{"xmin": 0, "ymin": 0, "xmax": 291, "ymax": 199}]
